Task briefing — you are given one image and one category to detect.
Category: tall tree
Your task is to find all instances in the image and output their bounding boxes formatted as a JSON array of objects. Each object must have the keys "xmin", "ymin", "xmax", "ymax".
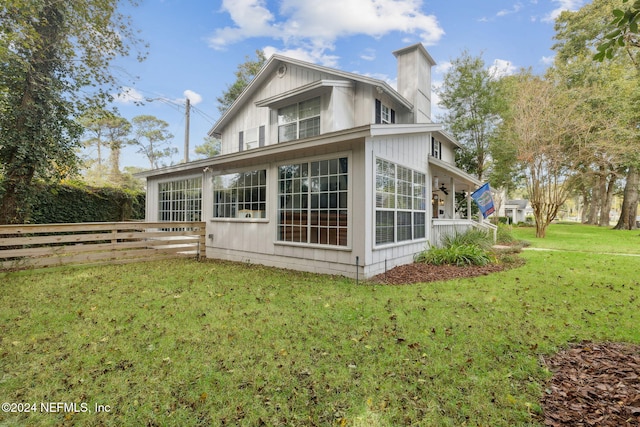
[
  {"xmin": 80, "ymin": 110, "xmax": 132, "ymax": 186},
  {"xmin": 217, "ymin": 50, "xmax": 266, "ymax": 115},
  {"xmin": 555, "ymin": 0, "xmax": 640, "ymax": 230},
  {"xmin": 194, "ymin": 136, "xmax": 221, "ymax": 159},
  {"xmin": 437, "ymin": 50, "xmax": 503, "ymax": 182},
  {"xmin": 131, "ymin": 115, "xmax": 176, "ymax": 169},
  {"xmin": 0, "ymin": 0, "xmax": 145, "ymax": 224},
  {"xmin": 498, "ymin": 73, "xmax": 588, "ymax": 238},
  {"xmin": 103, "ymin": 115, "xmax": 132, "ymax": 185}
]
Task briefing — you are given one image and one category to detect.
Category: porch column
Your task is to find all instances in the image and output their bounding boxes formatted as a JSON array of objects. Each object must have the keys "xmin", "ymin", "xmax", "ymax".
[
  {"xmin": 449, "ymin": 177, "xmax": 455, "ymax": 218},
  {"xmin": 451, "ymin": 181, "xmax": 457, "ymax": 218},
  {"xmin": 467, "ymin": 190, "xmax": 472, "ymax": 219}
]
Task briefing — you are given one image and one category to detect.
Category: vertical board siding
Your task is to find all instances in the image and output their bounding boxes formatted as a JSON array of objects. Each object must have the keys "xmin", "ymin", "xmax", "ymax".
[{"xmin": 365, "ymin": 133, "xmax": 430, "ymax": 275}]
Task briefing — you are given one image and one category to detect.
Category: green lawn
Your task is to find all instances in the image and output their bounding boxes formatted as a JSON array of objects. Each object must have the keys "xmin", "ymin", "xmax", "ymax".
[
  {"xmin": 1, "ymin": 224, "xmax": 639, "ymax": 426},
  {"xmin": 511, "ymin": 222, "xmax": 640, "ymax": 253}
]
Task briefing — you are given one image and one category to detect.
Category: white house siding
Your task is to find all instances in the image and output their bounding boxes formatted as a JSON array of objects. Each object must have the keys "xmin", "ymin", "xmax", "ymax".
[
  {"xmin": 362, "ymin": 132, "xmax": 431, "ymax": 278},
  {"xmin": 204, "ymin": 144, "xmax": 367, "ymax": 278},
  {"xmin": 218, "ymin": 62, "xmax": 411, "ymax": 158},
  {"xmin": 221, "ymin": 63, "xmax": 353, "ymax": 155}
]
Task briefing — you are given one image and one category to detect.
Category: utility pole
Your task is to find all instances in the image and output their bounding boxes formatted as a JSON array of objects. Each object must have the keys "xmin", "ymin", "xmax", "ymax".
[{"xmin": 184, "ymin": 98, "xmax": 190, "ymax": 163}]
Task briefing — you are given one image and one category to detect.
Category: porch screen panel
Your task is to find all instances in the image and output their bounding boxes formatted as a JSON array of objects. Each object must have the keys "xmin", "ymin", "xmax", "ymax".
[
  {"xmin": 278, "ymin": 157, "xmax": 348, "ymax": 246},
  {"xmin": 158, "ymin": 177, "xmax": 202, "ymax": 222}
]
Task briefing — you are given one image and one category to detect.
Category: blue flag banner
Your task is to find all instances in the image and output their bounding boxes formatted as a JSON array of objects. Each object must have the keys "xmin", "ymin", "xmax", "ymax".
[{"xmin": 471, "ymin": 183, "xmax": 495, "ymax": 219}]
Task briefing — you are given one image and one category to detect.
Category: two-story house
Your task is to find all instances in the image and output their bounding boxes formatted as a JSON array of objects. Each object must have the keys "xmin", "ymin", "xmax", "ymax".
[{"xmin": 138, "ymin": 43, "xmax": 489, "ymax": 278}]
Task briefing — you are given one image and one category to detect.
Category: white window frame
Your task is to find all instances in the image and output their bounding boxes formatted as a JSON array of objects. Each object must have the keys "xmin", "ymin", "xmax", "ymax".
[
  {"xmin": 158, "ymin": 177, "xmax": 202, "ymax": 222},
  {"xmin": 212, "ymin": 170, "xmax": 267, "ymax": 220},
  {"xmin": 375, "ymin": 158, "xmax": 426, "ymax": 246},
  {"xmin": 381, "ymin": 104, "xmax": 392, "ymax": 124},
  {"xmin": 276, "ymin": 154, "xmax": 350, "ymax": 248},
  {"xmin": 278, "ymin": 97, "xmax": 321, "ymax": 143}
]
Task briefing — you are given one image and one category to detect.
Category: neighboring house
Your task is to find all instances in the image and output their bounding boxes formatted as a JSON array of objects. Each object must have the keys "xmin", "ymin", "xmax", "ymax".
[
  {"xmin": 501, "ymin": 199, "xmax": 530, "ymax": 224},
  {"xmin": 138, "ymin": 43, "xmax": 493, "ymax": 278}
]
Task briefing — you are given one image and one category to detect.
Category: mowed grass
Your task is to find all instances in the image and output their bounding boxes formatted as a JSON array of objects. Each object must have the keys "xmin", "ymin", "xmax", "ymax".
[
  {"xmin": 511, "ymin": 221, "xmax": 640, "ymax": 253},
  {"xmin": 1, "ymin": 225, "xmax": 639, "ymax": 426}
]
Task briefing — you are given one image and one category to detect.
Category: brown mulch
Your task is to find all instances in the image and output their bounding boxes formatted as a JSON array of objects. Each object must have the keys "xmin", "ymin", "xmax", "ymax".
[
  {"xmin": 369, "ymin": 260, "xmax": 519, "ymax": 285},
  {"xmin": 541, "ymin": 342, "xmax": 640, "ymax": 426}
]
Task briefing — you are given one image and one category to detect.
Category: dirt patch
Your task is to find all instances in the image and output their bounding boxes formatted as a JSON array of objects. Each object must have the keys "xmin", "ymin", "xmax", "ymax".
[
  {"xmin": 541, "ymin": 342, "xmax": 640, "ymax": 426},
  {"xmin": 369, "ymin": 259, "xmax": 523, "ymax": 285}
]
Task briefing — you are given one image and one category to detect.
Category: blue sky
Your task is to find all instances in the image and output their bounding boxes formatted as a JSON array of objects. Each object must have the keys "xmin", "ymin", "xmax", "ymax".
[{"xmin": 109, "ymin": 0, "xmax": 586, "ymax": 169}]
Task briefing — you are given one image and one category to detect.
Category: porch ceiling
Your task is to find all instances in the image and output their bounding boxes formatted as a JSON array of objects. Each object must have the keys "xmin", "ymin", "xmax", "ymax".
[{"xmin": 429, "ymin": 157, "xmax": 481, "ymax": 192}]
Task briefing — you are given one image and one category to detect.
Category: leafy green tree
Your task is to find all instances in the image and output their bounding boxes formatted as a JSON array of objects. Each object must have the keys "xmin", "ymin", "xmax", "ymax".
[
  {"xmin": 131, "ymin": 115, "xmax": 176, "ymax": 169},
  {"xmin": 555, "ymin": 0, "xmax": 640, "ymax": 230},
  {"xmin": 595, "ymin": 0, "xmax": 640, "ymax": 67},
  {"xmin": 80, "ymin": 110, "xmax": 132, "ymax": 186},
  {"xmin": 0, "ymin": 0, "xmax": 145, "ymax": 224},
  {"xmin": 194, "ymin": 136, "xmax": 221, "ymax": 159},
  {"xmin": 217, "ymin": 50, "xmax": 266, "ymax": 115},
  {"xmin": 437, "ymin": 50, "xmax": 503, "ymax": 182}
]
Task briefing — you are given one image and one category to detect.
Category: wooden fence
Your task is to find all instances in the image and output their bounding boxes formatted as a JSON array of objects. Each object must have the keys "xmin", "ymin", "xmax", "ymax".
[{"xmin": 0, "ymin": 221, "xmax": 206, "ymax": 270}]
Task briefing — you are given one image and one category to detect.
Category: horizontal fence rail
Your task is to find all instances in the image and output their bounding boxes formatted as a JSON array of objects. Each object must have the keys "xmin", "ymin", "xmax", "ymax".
[{"xmin": 0, "ymin": 221, "xmax": 206, "ymax": 271}]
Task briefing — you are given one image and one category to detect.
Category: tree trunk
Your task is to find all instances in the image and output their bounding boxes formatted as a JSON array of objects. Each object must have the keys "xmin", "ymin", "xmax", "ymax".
[
  {"xmin": 614, "ymin": 166, "xmax": 639, "ymax": 230},
  {"xmin": 586, "ymin": 175, "xmax": 600, "ymax": 225},
  {"xmin": 580, "ymin": 191, "xmax": 589, "ymax": 223},
  {"xmin": 598, "ymin": 172, "xmax": 617, "ymax": 227}
]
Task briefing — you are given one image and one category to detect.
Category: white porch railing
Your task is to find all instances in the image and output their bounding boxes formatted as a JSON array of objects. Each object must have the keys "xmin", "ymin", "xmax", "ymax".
[{"xmin": 432, "ymin": 219, "xmax": 497, "ymax": 247}]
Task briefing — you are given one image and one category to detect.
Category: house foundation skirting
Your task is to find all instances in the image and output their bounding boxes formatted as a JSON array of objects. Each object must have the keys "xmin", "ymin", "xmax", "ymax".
[{"xmin": 205, "ymin": 246, "xmax": 421, "ymax": 280}]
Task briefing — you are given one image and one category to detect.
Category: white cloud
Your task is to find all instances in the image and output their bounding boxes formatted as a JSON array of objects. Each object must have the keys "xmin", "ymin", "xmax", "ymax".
[
  {"xmin": 182, "ymin": 90, "xmax": 203, "ymax": 105},
  {"xmin": 263, "ymin": 45, "xmax": 341, "ymax": 67},
  {"xmin": 434, "ymin": 61, "xmax": 452, "ymax": 75},
  {"xmin": 489, "ymin": 59, "xmax": 516, "ymax": 78},
  {"xmin": 113, "ymin": 87, "xmax": 144, "ymax": 104},
  {"xmin": 209, "ymin": 0, "xmax": 444, "ymax": 64},
  {"xmin": 541, "ymin": 55, "xmax": 555, "ymax": 65},
  {"xmin": 360, "ymin": 48, "xmax": 377, "ymax": 61},
  {"xmin": 497, "ymin": 2, "xmax": 523, "ymax": 17},
  {"xmin": 542, "ymin": 0, "xmax": 584, "ymax": 23}
]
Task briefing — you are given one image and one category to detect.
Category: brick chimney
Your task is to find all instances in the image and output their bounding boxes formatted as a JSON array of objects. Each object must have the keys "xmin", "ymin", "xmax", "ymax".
[{"xmin": 393, "ymin": 43, "xmax": 436, "ymax": 124}]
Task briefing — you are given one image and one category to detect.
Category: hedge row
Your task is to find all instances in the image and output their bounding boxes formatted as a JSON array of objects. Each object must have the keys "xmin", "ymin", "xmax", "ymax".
[{"xmin": 28, "ymin": 182, "xmax": 145, "ymax": 224}]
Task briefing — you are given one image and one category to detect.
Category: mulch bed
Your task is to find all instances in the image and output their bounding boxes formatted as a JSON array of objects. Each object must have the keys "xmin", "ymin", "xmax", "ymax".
[
  {"xmin": 369, "ymin": 260, "xmax": 518, "ymax": 285},
  {"xmin": 541, "ymin": 342, "xmax": 640, "ymax": 426}
]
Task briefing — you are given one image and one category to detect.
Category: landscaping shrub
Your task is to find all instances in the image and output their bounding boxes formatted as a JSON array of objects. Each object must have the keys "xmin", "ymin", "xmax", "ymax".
[
  {"xmin": 28, "ymin": 182, "xmax": 145, "ymax": 223},
  {"xmin": 416, "ymin": 228, "xmax": 496, "ymax": 266},
  {"xmin": 440, "ymin": 228, "xmax": 493, "ymax": 250},
  {"xmin": 415, "ymin": 243, "xmax": 493, "ymax": 266},
  {"xmin": 496, "ymin": 223, "xmax": 516, "ymax": 244}
]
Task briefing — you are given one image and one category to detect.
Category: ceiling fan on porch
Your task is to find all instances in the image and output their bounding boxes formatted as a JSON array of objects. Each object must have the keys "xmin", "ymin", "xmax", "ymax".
[{"xmin": 438, "ymin": 184, "xmax": 449, "ymax": 195}]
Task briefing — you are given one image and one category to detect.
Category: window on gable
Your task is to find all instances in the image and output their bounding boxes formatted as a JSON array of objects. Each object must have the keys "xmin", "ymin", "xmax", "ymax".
[
  {"xmin": 375, "ymin": 99, "xmax": 396, "ymax": 124},
  {"xmin": 431, "ymin": 137, "xmax": 442, "ymax": 159},
  {"xmin": 278, "ymin": 97, "xmax": 321, "ymax": 142}
]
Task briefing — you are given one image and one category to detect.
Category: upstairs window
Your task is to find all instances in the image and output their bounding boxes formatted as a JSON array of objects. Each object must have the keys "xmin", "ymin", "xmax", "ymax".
[
  {"xmin": 278, "ymin": 97, "xmax": 321, "ymax": 142},
  {"xmin": 431, "ymin": 137, "xmax": 442, "ymax": 159},
  {"xmin": 375, "ymin": 99, "xmax": 395, "ymax": 124}
]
